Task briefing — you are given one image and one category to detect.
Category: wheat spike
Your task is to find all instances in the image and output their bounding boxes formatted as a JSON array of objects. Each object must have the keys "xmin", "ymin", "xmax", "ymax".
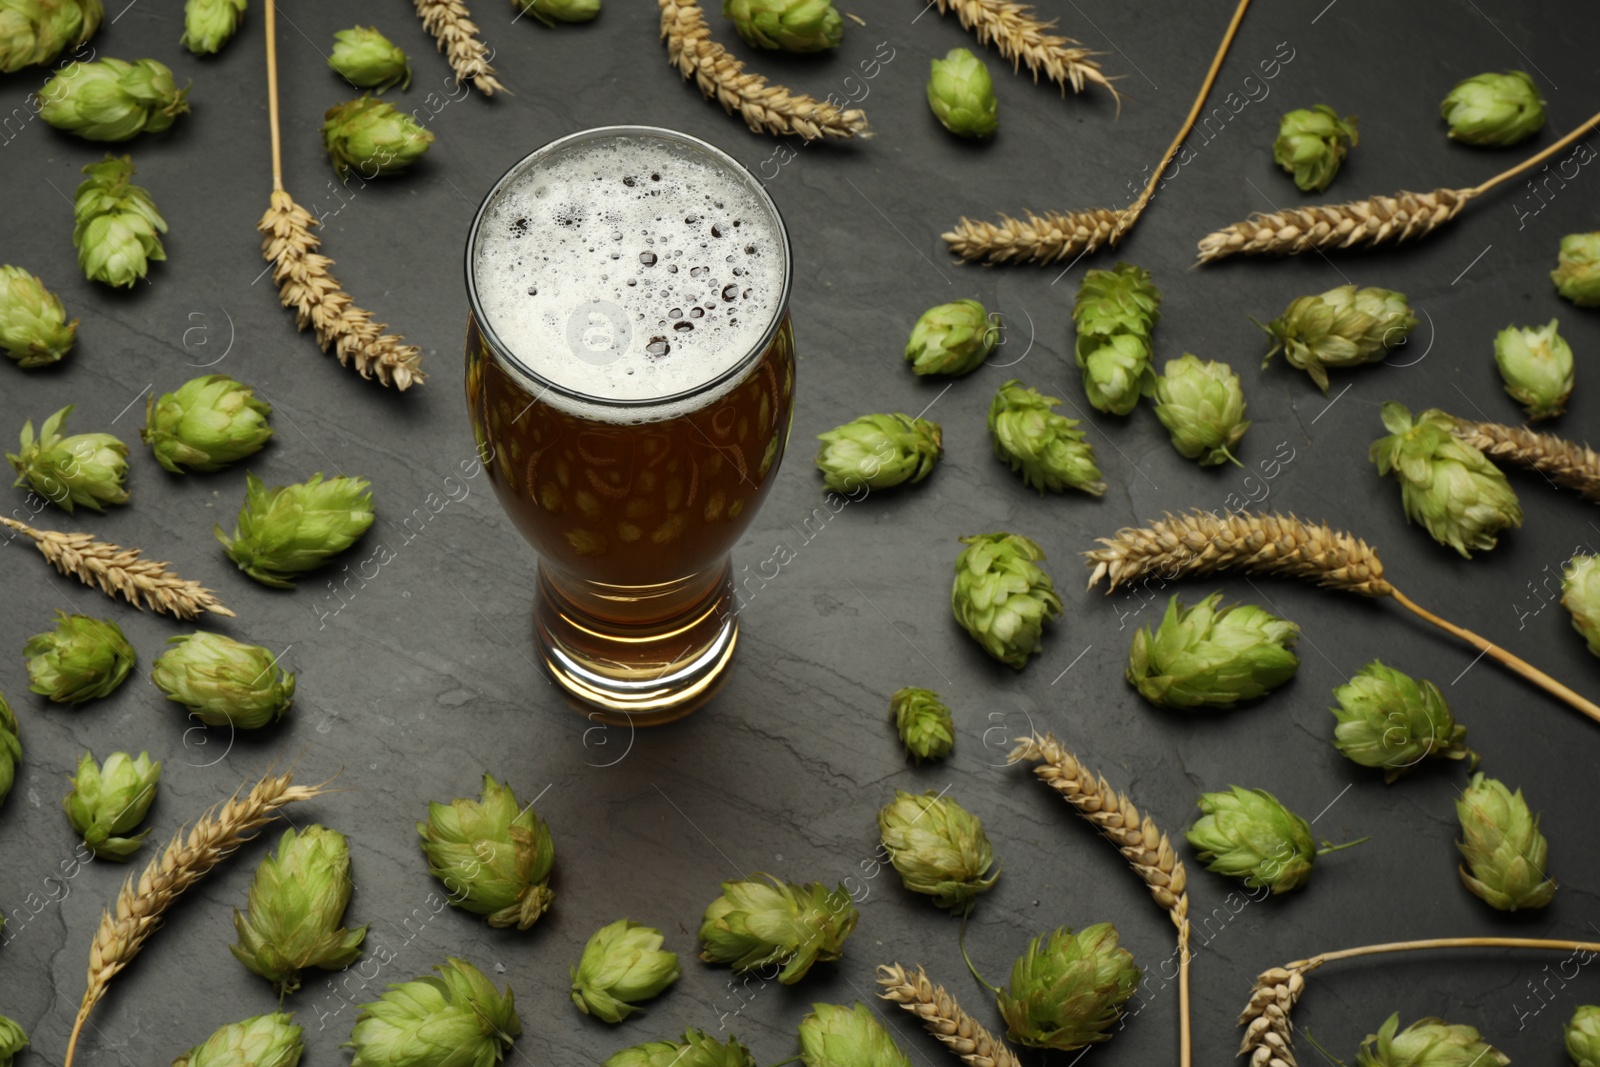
[
  {"xmin": 1195, "ymin": 187, "xmax": 1478, "ymax": 264},
  {"xmin": 942, "ymin": 208, "xmax": 1123, "ymax": 265},
  {"xmin": 925, "ymin": 0, "xmax": 1116, "ymax": 101},
  {"xmin": 414, "ymin": 0, "xmax": 505, "ymax": 96},
  {"xmin": 658, "ymin": 0, "xmax": 869, "ymax": 141},
  {"xmin": 877, "ymin": 963, "xmax": 1024, "ymax": 1067},
  {"xmin": 1452, "ymin": 420, "xmax": 1600, "ymax": 504},
  {"xmin": 1238, "ymin": 965, "xmax": 1310, "ymax": 1067}
]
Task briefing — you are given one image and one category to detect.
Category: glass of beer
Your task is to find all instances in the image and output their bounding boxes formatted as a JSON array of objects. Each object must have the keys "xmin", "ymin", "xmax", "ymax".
[{"xmin": 464, "ymin": 127, "xmax": 795, "ymax": 725}]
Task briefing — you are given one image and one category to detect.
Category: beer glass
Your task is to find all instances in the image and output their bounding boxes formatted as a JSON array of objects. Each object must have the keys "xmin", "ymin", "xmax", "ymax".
[{"xmin": 464, "ymin": 127, "xmax": 795, "ymax": 724}]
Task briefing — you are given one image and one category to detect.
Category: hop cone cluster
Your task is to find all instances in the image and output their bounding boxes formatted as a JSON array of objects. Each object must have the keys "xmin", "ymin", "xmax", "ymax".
[
  {"xmin": 698, "ymin": 874, "xmax": 859, "ymax": 984},
  {"xmin": 216, "ymin": 471, "xmax": 375, "ymax": 588},
  {"xmin": 173, "ymin": 1013, "xmax": 303, "ymax": 1067},
  {"xmin": 330, "ymin": 26, "xmax": 411, "ymax": 92},
  {"xmin": 39, "ymin": 57, "xmax": 188, "ymax": 139},
  {"xmin": 988, "ymin": 379, "xmax": 1106, "ymax": 495},
  {"xmin": 232, "ymin": 825, "xmax": 367, "ymax": 995},
  {"xmin": 1455, "ymin": 772, "xmax": 1556, "ymax": 911},
  {"xmin": 1074, "ymin": 263, "xmax": 1161, "ymax": 415},
  {"xmin": 890, "ymin": 686, "xmax": 953, "ymax": 763},
  {"xmin": 905, "ymin": 298, "xmax": 997, "ymax": 376},
  {"xmin": 1152, "ymin": 355, "xmax": 1250, "ymax": 467},
  {"xmin": 1357, "ymin": 1013, "xmax": 1509, "ymax": 1067},
  {"xmin": 64, "ymin": 749, "xmax": 160, "ymax": 860},
  {"xmin": 1441, "ymin": 70, "xmax": 1544, "ymax": 146},
  {"xmin": 605, "ymin": 1029, "xmax": 756, "ymax": 1067},
  {"xmin": 0, "ymin": 0, "xmax": 101, "ymax": 72},
  {"xmin": 1331, "ymin": 661, "xmax": 1471, "ymax": 781},
  {"xmin": 1552, "ymin": 233, "xmax": 1600, "ymax": 307},
  {"xmin": 569, "ymin": 919, "xmax": 680, "ymax": 1023},
  {"xmin": 1274, "ymin": 105, "xmax": 1358, "ymax": 192},
  {"xmin": 814, "ymin": 413, "xmax": 942, "ymax": 492},
  {"xmin": 878, "ymin": 789, "xmax": 999, "ymax": 913},
  {"xmin": 725, "ymin": 0, "xmax": 841, "ymax": 51},
  {"xmin": 25, "ymin": 611, "xmax": 134, "ymax": 704},
  {"xmin": 1186, "ymin": 786, "xmax": 1317, "ymax": 893},
  {"xmin": 1494, "ymin": 320, "xmax": 1573, "ymax": 421},
  {"xmin": 152, "ymin": 632, "xmax": 295, "ymax": 729},
  {"xmin": 1127, "ymin": 594, "xmax": 1299, "ymax": 709},
  {"xmin": 346, "ymin": 958, "xmax": 521, "ymax": 1067},
  {"xmin": 798, "ymin": 1002, "xmax": 913, "ymax": 1067},
  {"xmin": 0, "ymin": 695, "xmax": 18, "ymax": 807},
  {"xmin": 0, "ymin": 1015, "xmax": 25, "ymax": 1067},
  {"xmin": 1563, "ymin": 555, "xmax": 1600, "ymax": 659},
  {"xmin": 322, "ymin": 96, "xmax": 435, "ymax": 179},
  {"xmin": 513, "ymin": 0, "xmax": 600, "ymax": 26},
  {"xmin": 143, "ymin": 374, "xmax": 274, "ymax": 473},
  {"xmin": 1370, "ymin": 403, "xmax": 1522, "ymax": 557},
  {"xmin": 0, "ymin": 265, "xmax": 76, "ymax": 368},
  {"xmin": 418, "ymin": 773, "xmax": 555, "ymax": 929},
  {"xmin": 73, "ymin": 154, "xmax": 167, "ymax": 287},
  {"xmin": 1568, "ymin": 1006, "xmax": 1600, "ymax": 1067},
  {"xmin": 181, "ymin": 0, "xmax": 245, "ymax": 55},
  {"xmin": 951, "ymin": 532, "xmax": 1062, "ymax": 669},
  {"xmin": 1259, "ymin": 284, "xmax": 1416, "ymax": 392},
  {"xmin": 996, "ymin": 924, "xmax": 1141, "ymax": 1051},
  {"xmin": 9, "ymin": 404, "xmax": 129, "ymax": 512},
  {"xmin": 927, "ymin": 48, "xmax": 997, "ymax": 138}
]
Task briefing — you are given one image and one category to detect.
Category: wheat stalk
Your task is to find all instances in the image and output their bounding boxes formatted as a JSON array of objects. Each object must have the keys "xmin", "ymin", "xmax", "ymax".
[
  {"xmin": 1452, "ymin": 420, "xmax": 1600, "ymax": 504},
  {"xmin": 414, "ymin": 0, "xmax": 505, "ymax": 96},
  {"xmin": 877, "ymin": 963, "xmax": 1024, "ymax": 1067},
  {"xmin": 658, "ymin": 0, "xmax": 869, "ymax": 140},
  {"xmin": 61, "ymin": 769, "xmax": 329, "ymax": 1067},
  {"xmin": 924, "ymin": 0, "xmax": 1115, "ymax": 102}
]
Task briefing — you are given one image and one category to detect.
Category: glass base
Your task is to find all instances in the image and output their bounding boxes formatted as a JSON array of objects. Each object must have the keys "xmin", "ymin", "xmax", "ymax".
[{"xmin": 533, "ymin": 562, "xmax": 738, "ymax": 726}]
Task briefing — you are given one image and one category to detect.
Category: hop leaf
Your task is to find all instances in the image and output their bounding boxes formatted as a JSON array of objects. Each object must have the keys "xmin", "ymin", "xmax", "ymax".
[
  {"xmin": 724, "ymin": 0, "xmax": 841, "ymax": 51},
  {"xmin": 1370, "ymin": 403, "xmax": 1521, "ymax": 557},
  {"xmin": 997, "ymin": 924, "xmax": 1141, "ymax": 1051},
  {"xmin": 0, "ymin": 1015, "xmax": 27, "ymax": 1067},
  {"xmin": 798, "ymin": 1002, "xmax": 913, "ymax": 1067},
  {"xmin": 1552, "ymin": 233, "xmax": 1600, "ymax": 307},
  {"xmin": 72, "ymin": 154, "xmax": 168, "ymax": 287},
  {"xmin": 346, "ymin": 958, "xmax": 521, "ymax": 1067},
  {"xmin": 63, "ymin": 749, "xmax": 160, "ymax": 860},
  {"xmin": 1562, "ymin": 554, "xmax": 1600, "ymax": 659},
  {"xmin": 152, "ymin": 632, "xmax": 295, "ymax": 729},
  {"xmin": 988, "ymin": 380, "xmax": 1106, "ymax": 495},
  {"xmin": 878, "ymin": 790, "xmax": 999, "ymax": 913},
  {"xmin": 1152, "ymin": 355, "xmax": 1250, "ymax": 467},
  {"xmin": 905, "ymin": 299, "xmax": 997, "ymax": 376},
  {"xmin": 1127, "ymin": 594, "xmax": 1299, "ymax": 709},
  {"xmin": 172, "ymin": 1013, "xmax": 303, "ymax": 1067},
  {"xmin": 1441, "ymin": 70, "xmax": 1544, "ymax": 146},
  {"xmin": 0, "ymin": 0, "xmax": 101, "ymax": 73},
  {"xmin": 569, "ymin": 919, "xmax": 680, "ymax": 1023},
  {"xmin": 0, "ymin": 264, "xmax": 77, "ymax": 368},
  {"xmin": 181, "ymin": 0, "xmax": 245, "ymax": 55},
  {"xmin": 322, "ymin": 95, "xmax": 435, "ymax": 179},
  {"xmin": 25, "ymin": 610, "xmax": 135, "ymax": 705},
  {"xmin": 8, "ymin": 404, "xmax": 129, "ymax": 512},
  {"xmin": 1494, "ymin": 320, "xmax": 1573, "ymax": 421},
  {"xmin": 1455, "ymin": 772, "xmax": 1556, "ymax": 911},
  {"xmin": 330, "ymin": 26, "xmax": 411, "ymax": 92},
  {"xmin": 1073, "ymin": 263, "xmax": 1161, "ymax": 415},
  {"xmin": 698, "ymin": 873, "xmax": 859, "ymax": 985},
  {"xmin": 1259, "ymin": 284, "xmax": 1416, "ymax": 393},
  {"xmin": 418, "ymin": 773, "xmax": 555, "ymax": 929},
  {"xmin": 1186, "ymin": 786, "xmax": 1318, "ymax": 893},
  {"xmin": 1357, "ymin": 1013, "xmax": 1510, "ymax": 1067},
  {"xmin": 814, "ymin": 413, "xmax": 941, "ymax": 493},
  {"xmin": 1567, "ymin": 1005, "xmax": 1600, "ymax": 1067},
  {"xmin": 1330, "ymin": 661, "xmax": 1472, "ymax": 782},
  {"xmin": 927, "ymin": 48, "xmax": 997, "ymax": 137},
  {"xmin": 604, "ymin": 1029, "xmax": 757, "ymax": 1067},
  {"xmin": 215, "ymin": 471, "xmax": 375, "ymax": 588},
  {"xmin": 1273, "ymin": 105, "xmax": 1358, "ymax": 192},
  {"xmin": 0, "ymin": 694, "xmax": 19, "ymax": 809},
  {"xmin": 142, "ymin": 374, "xmax": 274, "ymax": 473},
  {"xmin": 951, "ymin": 532, "xmax": 1063, "ymax": 670},
  {"xmin": 512, "ymin": 0, "xmax": 601, "ymax": 26},
  {"xmin": 38, "ymin": 57, "xmax": 188, "ymax": 140},
  {"xmin": 890, "ymin": 687, "xmax": 953, "ymax": 763},
  {"xmin": 232, "ymin": 825, "xmax": 367, "ymax": 995}
]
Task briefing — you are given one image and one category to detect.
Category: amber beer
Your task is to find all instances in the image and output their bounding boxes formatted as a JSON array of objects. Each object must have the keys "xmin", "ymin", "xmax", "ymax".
[{"xmin": 465, "ymin": 127, "xmax": 795, "ymax": 723}]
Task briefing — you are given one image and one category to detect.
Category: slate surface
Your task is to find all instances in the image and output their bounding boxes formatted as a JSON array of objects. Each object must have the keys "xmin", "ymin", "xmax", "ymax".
[{"xmin": 1, "ymin": 1, "xmax": 1597, "ymax": 1064}]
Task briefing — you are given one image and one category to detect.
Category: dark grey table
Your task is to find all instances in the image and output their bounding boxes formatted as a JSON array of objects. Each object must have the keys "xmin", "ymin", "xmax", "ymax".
[{"xmin": 2, "ymin": 1, "xmax": 1596, "ymax": 1064}]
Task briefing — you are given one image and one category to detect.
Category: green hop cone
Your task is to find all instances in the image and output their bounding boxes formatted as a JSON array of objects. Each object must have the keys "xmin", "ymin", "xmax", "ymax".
[
  {"xmin": 905, "ymin": 298, "xmax": 997, "ymax": 376},
  {"xmin": 1551, "ymin": 232, "xmax": 1600, "ymax": 307},
  {"xmin": 1567, "ymin": 1006, "xmax": 1600, "ymax": 1067},
  {"xmin": 798, "ymin": 1002, "xmax": 913, "ymax": 1067},
  {"xmin": 725, "ymin": 0, "xmax": 840, "ymax": 51},
  {"xmin": 143, "ymin": 374, "xmax": 274, "ymax": 473},
  {"xmin": 513, "ymin": 0, "xmax": 601, "ymax": 27},
  {"xmin": 1441, "ymin": 70, "xmax": 1544, "ymax": 147},
  {"xmin": 25, "ymin": 611, "xmax": 135, "ymax": 704},
  {"xmin": 1494, "ymin": 319, "xmax": 1573, "ymax": 421},
  {"xmin": 172, "ymin": 1013, "xmax": 303, "ymax": 1067},
  {"xmin": 153, "ymin": 631, "xmax": 295, "ymax": 730},
  {"xmin": 39, "ymin": 57, "xmax": 189, "ymax": 140},
  {"xmin": 0, "ymin": 694, "xmax": 19, "ymax": 808},
  {"xmin": 997, "ymin": 924, "xmax": 1140, "ymax": 1051},
  {"xmin": 73, "ymin": 154, "xmax": 167, "ymax": 287},
  {"xmin": 988, "ymin": 380, "xmax": 1106, "ymax": 495},
  {"xmin": 322, "ymin": 95, "xmax": 435, "ymax": 179},
  {"xmin": 1563, "ymin": 554, "xmax": 1600, "ymax": 658},
  {"xmin": 346, "ymin": 958, "xmax": 521, "ymax": 1067},
  {"xmin": 330, "ymin": 26, "xmax": 411, "ymax": 92},
  {"xmin": 569, "ymin": 919, "xmax": 680, "ymax": 1023},
  {"xmin": 1152, "ymin": 354, "xmax": 1251, "ymax": 467},
  {"xmin": 215, "ymin": 471, "xmax": 375, "ymax": 588},
  {"xmin": 181, "ymin": 0, "xmax": 245, "ymax": 56},
  {"xmin": 605, "ymin": 1030, "xmax": 757, "ymax": 1067},
  {"xmin": 1186, "ymin": 786, "xmax": 1324, "ymax": 894},
  {"xmin": 890, "ymin": 686, "xmax": 953, "ymax": 763},
  {"xmin": 231, "ymin": 825, "xmax": 367, "ymax": 995},
  {"xmin": 1370, "ymin": 403, "xmax": 1522, "ymax": 557},
  {"xmin": 814, "ymin": 413, "xmax": 942, "ymax": 493},
  {"xmin": 1330, "ymin": 661, "xmax": 1472, "ymax": 782},
  {"xmin": 1357, "ymin": 1013, "xmax": 1509, "ymax": 1067},
  {"xmin": 0, "ymin": 264, "xmax": 77, "ymax": 368},
  {"xmin": 1455, "ymin": 772, "xmax": 1556, "ymax": 911},
  {"xmin": 1073, "ymin": 263, "xmax": 1161, "ymax": 415},
  {"xmin": 1273, "ymin": 105, "xmax": 1359, "ymax": 192},
  {"xmin": 698, "ymin": 873, "xmax": 859, "ymax": 985},
  {"xmin": 418, "ymin": 773, "xmax": 555, "ymax": 929},
  {"xmin": 927, "ymin": 47, "xmax": 997, "ymax": 138},
  {"xmin": 1127, "ymin": 594, "xmax": 1299, "ymax": 710},
  {"xmin": 64, "ymin": 749, "xmax": 160, "ymax": 860},
  {"xmin": 951, "ymin": 532, "xmax": 1062, "ymax": 670},
  {"xmin": 877, "ymin": 789, "xmax": 999, "ymax": 913},
  {"xmin": 1258, "ymin": 284, "xmax": 1416, "ymax": 393},
  {"xmin": 0, "ymin": 1015, "xmax": 25, "ymax": 1067},
  {"xmin": 0, "ymin": 0, "xmax": 102, "ymax": 72},
  {"xmin": 9, "ymin": 404, "xmax": 129, "ymax": 512}
]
